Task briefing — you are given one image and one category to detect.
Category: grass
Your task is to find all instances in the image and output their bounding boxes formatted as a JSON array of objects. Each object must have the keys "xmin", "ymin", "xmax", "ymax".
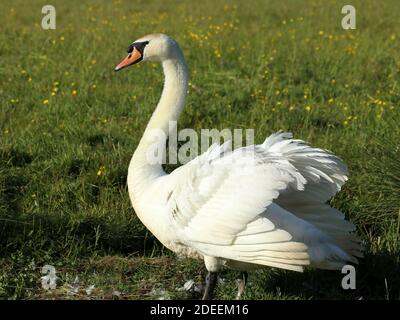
[{"xmin": 0, "ymin": 0, "xmax": 399, "ymax": 299}]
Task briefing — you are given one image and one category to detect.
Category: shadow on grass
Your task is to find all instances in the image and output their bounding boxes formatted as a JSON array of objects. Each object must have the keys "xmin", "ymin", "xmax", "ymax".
[
  {"xmin": 0, "ymin": 148, "xmax": 33, "ymax": 168},
  {"xmin": 262, "ymin": 250, "xmax": 400, "ymax": 300},
  {"xmin": 0, "ymin": 213, "xmax": 163, "ymax": 259},
  {"xmin": 0, "ymin": 173, "xmax": 29, "ymax": 214}
]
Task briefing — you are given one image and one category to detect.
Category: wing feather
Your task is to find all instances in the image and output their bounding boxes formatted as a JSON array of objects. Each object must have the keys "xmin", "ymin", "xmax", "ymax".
[{"xmin": 165, "ymin": 132, "xmax": 361, "ymax": 271}]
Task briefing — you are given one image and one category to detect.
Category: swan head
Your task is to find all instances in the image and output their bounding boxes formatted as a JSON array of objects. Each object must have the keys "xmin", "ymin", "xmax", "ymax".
[{"xmin": 115, "ymin": 33, "xmax": 180, "ymax": 71}]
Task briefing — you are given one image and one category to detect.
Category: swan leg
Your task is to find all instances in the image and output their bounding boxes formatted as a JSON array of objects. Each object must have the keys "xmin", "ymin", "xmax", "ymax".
[
  {"xmin": 236, "ymin": 271, "xmax": 248, "ymax": 300},
  {"xmin": 202, "ymin": 272, "xmax": 218, "ymax": 300}
]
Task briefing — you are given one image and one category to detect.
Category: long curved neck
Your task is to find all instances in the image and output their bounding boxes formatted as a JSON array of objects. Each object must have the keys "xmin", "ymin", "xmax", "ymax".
[
  {"xmin": 129, "ymin": 50, "xmax": 188, "ymax": 186},
  {"xmin": 142, "ymin": 55, "xmax": 188, "ymax": 141}
]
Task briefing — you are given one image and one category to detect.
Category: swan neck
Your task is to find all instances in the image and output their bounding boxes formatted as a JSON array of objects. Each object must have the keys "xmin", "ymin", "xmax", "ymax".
[
  {"xmin": 129, "ymin": 50, "xmax": 188, "ymax": 184},
  {"xmin": 146, "ymin": 56, "xmax": 188, "ymax": 133}
]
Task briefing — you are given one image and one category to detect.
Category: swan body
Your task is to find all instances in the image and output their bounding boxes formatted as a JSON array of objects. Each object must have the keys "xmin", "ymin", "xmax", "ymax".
[{"xmin": 115, "ymin": 34, "xmax": 362, "ymax": 298}]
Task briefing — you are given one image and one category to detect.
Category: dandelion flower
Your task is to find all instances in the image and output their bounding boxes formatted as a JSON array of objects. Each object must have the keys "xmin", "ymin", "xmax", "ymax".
[{"xmin": 97, "ymin": 166, "xmax": 106, "ymax": 176}]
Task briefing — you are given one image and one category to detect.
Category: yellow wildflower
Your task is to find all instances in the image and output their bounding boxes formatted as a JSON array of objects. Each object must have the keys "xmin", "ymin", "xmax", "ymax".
[{"xmin": 97, "ymin": 166, "xmax": 106, "ymax": 176}]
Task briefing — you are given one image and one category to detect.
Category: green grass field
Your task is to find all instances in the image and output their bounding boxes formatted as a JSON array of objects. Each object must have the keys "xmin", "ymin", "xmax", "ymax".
[{"xmin": 0, "ymin": 0, "xmax": 399, "ymax": 299}]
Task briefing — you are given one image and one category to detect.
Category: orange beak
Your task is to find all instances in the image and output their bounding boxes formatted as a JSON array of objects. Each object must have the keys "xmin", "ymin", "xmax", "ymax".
[{"xmin": 114, "ymin": 47, "xmax": 142, "ymax": 72}]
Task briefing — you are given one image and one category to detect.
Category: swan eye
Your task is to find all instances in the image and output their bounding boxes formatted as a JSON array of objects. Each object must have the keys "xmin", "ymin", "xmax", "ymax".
[{"xmin": 127, "ymin": 41, "xmax": 149, "ymax": 54}]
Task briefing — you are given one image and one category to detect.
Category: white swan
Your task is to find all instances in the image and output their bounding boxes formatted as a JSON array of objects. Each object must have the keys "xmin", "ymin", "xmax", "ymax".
[{"xmin": 115, "ymin": 33, "xmax": 362, "ymax": 299}]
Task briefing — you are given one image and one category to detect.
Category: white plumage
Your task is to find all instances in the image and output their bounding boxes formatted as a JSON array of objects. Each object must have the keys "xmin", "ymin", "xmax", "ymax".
[
  {"xmin": 165, "ymin": 132, "xmax": 361, "ymax": 272},
  {"xmin": 115, "ymin": 33, "xmax": 362, "ymax": 298}
]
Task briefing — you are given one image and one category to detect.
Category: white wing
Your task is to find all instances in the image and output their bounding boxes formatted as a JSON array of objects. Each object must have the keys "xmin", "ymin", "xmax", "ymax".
[
  {"xmin": 266, "ymin": 132, "xmax": 363, "ymax": 262},
  {"xmin": 166, "ymin": 132, "xmax": 361, "ymax": 271}
]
